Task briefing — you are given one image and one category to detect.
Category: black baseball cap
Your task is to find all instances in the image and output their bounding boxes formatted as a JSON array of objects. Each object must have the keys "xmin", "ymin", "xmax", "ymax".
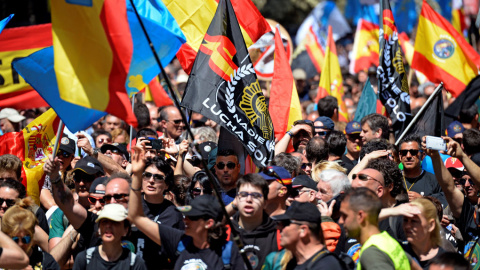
[
  {"xmin": 59, "ymin": 134, "xmax": 76, "ymax": 155},
  {"xmin": 73, "ymin": 156, "xmax": 105, "ymax": 175},
  {"xmin": 101, "ymin": 143, "xmax": 129, "ymax": 161},
  {"xmin": 177, "ymin": 195, "xmax": 223, "ymax": 221},
  {"xmin": 292, "ymin": 175, "xmax": 318, "ymax": 191},
  {"xmin": 272, "ymin": 201, "xmax": 321, "ymax": 224}
]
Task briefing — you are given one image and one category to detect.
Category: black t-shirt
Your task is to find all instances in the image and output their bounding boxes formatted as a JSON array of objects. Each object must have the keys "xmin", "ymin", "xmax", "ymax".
[
  {"xmin": 341, "ymin": 155, "xmax": 357, "ymax": 175},
  {"xmin": 286, "ymin": 248, "xmax": 345, "ymax": 270},
  {"xmin": 142, "ymin": 197, "xmax": 184, "ymax": 229},
  {"xmin": 29, "ymin": 247, "xmax": 60, "ymax": 270},
  {"xmin": 401, "ymin": 242, "xmax": 445, "ymax": 269},
  {"xmin": 73, "ymin": 247, "xmax": 147, "ymax": 270},
  {"xmin": 35, "ymin": 206, "xmax": 50, "ymax": 235},
  {"xmin": 158, "ymin": 224, "xmax": 244, "ymax": 270},
  {"xmin": 457, "ymin": 198, "xmax": 479, "ymax": 254},
  {"xmin": 404, "ymin": 171, "xmax": 447, "ymax": 207},
  {"xmin": 379, "ymin": 215, "xmax": 407, "ymax": 242}
]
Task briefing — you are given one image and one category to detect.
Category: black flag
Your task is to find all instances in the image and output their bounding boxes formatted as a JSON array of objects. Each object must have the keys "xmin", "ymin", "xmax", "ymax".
[
  {"xmin": 181, "ymin": 0, "xmax": 274, "ymax": 168},
  {"xmin": 445, "ymin": 75, "xmax": 480, "ymax": 127},
  {"xmin": 408, "ymin": 88, "xmax": 445, "ymax": 138},
  {"xmin": 377, "ymin": 0, "xmax": 412, "ymax": 140}
]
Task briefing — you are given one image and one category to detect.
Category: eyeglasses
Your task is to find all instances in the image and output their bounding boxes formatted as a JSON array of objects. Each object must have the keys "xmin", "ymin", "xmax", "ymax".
[
  {"xmin": 57, "ymin": 150, "xmax": 72, "ymax": 158},
  {"xmin": 315, "ymin": 131, "xmax": 330, "ymax": 137},
  {"xmin": 142, "ymin": 172, "xmax": 166, "ymax": 182},
  {"xmin": 0, "ymin": 198, "xmax": 16, "ymax": 208},
  {"xmin": 238, "ymin": 191, "xmax": 263, "ymax": 200},
  {"xmin": 352, "ymin": 173, "xmax": 383, "ymax": 186},
  {"xmin": 88, "ymin": 196, "xmax": 105, "ymax": 205},
  {"xmin": 12, "ymin": 235, "xmax": 31, "ymax": 244},
  {"xmin": 301, "ymin": 163, "xmax": 312, "ymax": 170},
  {"xmin": 399, "ymin": 149, "xmax": 421, "ymax": 156},
  {"xmin": 170, "ymin": 119, "xmax": 183, "ymax": 125},
  {"xmin": 103, "ymin": 193, "xmax": 129, "ymax": 203},
  {"xmin": 97, "ymin": 138, "xmax": 112, "ymax": 144},
  {"xmin": 262, "ymin": 167, "xmax": 285, "ymax": 185},
  {"xmin": 216, "ymin": 162, "xmax": 236, "ymax": 170}
]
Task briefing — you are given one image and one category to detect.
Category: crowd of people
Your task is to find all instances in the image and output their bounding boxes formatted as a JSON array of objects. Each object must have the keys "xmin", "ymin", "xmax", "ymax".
[{"xmin": 0, "ymin": 56, "xmax": 479, "ymax": 270}]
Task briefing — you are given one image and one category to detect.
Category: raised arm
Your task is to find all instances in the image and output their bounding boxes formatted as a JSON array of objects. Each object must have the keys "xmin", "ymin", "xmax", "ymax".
[
  {"xmin": 449, "ymin": 137, "xmax": 480, "ymax": 187},
  {"xmin": 348, "ymin": 150, "xmax": 389, "ymax": 182},
  {"xmin": 0, "ymin": 230, "xmax": 29, "ymax": 269},
  {"xmin": 274, "ymin": 124, "xmax": 311, "ymax": 155},
  {"xmin": 50, "ymin": 225, "xmax": 79, "ymax": 267},
  {"xmin": 128, "ymin": 146, "xmax": 161, "ymax": 246}
]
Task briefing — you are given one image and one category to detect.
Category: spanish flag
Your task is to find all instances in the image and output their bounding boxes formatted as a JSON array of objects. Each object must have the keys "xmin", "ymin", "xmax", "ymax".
[
  {"xmin": 452, "ymin": 8, "xmax": 467, "ymax": 36},
  {"xmin": 316, "ymin": 26, "xmax": 349, "ymax": 122},
  {"xmin": 143, "ymin": 77, "xmax": 174, "ymax": 107},
  {"xmin": 269, "ymin": 25, "xmax": 302, "ymax": 142},
  {"xmin": 0, "ymin": 109, "xmax": 60, "ymax": 205},
  {"xmin": 412, "ymin": 0, "xmax": 480, "ymax": 97},
  {"xmin": 349, "ymin": 19, "xmax": 379, "ymax": 74},
  {"xmin": 164, "ymin": 0, "xmax": 271, "ymax": 74}
]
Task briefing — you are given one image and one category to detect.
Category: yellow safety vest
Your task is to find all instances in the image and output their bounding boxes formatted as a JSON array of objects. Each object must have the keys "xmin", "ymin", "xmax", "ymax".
[{"xmin": 357, "ymin": 231, "xmax": 410, "ymax": 270}]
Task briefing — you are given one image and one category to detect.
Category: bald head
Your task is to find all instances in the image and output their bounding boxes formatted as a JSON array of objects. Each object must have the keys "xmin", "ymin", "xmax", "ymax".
[
  {"xmin": 105, "ymin": 178, "xmax": 130, "ymax": 208},
  {"xmin": 351, "ymin": 168, "xmax": 385, "ymax": 198}
]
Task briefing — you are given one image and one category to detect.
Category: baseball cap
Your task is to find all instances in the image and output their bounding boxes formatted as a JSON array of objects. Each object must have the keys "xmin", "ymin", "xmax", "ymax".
[
  {"xmin": 444, "ymin": 157, "xmax": 464, "ymax": 171},
  {"xmin": 446, "ymin": 121, "xmax": 465, "ymax": 137},
  {"xmin": 0, "ymin": 108, "xmax": 25, "ymax": 123},
  {"xmin": 345, "ymin": 121, "xmax": 361, "ymax": 134},
  {"xmin": 198, "ymin": 141, "xmax": 217, "ymax": 161},
  {"xmin": 59, "ymin": 135, "xmax": 76, "ymax": 155},
  {"xmin": 95, "ymin": 203, "xmax": 128, "ymax": 223},
  {"xmin": 89, "ymin": 176, "xmax": 107, "ymax": 194},
  {"xmin": 74, "ymin": 156, "xmax": 105, "ymax": 175},
  {"xmin": 177, "ymin": 195, "xmax": 223, "ymax": 221},
  {"xmin": 259, "ymin": 166, "xmax": 292, "ymax": 186},
  {"xmin": 314, "ymin": 116, "xmax": 334, "ymax": 130},
  {"xmin": 272, "ymin": 201, "xmax": 321, "ymax": 224},
  {"xmin": 101, "ymin": 143, "xmax": 130, "ymax": 161},
  {"xmin": 292, "ymin": 69, "xmax": 307, "ymax": 80},
  {"xmin": 292, "ymin": 175, "xmax": 318, "ymax": 191}
]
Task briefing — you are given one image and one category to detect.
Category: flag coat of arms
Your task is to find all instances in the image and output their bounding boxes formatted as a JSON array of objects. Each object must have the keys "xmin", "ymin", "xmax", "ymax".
[
  {"xmin": 181, "ymin": 0, "xmax": 274, "ymax": 168},
  {"xmin": 377, "ymin": 0, "xmax": 412, "ymax": 139}
]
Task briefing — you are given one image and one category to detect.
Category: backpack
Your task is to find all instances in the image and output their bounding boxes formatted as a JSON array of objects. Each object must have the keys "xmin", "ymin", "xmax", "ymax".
[
  {"xmin": 304, "ymin": 249, "xmax": 355, "ymax": 270},
  {"xmin": 176, "ymin": 238, "xmax": 233, "ymax": 269},
  {"xmin": 85, "ymin": 247, "xmax": 136, "ymax": 268}
]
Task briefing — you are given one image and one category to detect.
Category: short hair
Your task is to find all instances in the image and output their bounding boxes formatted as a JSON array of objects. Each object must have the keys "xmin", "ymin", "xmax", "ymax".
[
  {"xmin": 306, "ymin": 137, "xmax": 328, "ymax": 164},
  {"xmin": 192, "ymin": 126, "xmax": 218, "ymax": 143},
  {"xmin": 398, "ymin": 134, "xmax": 421, "ymax": 150},
  {"xmin": 236, "ymin": 173, "xmax": 269, "ymax": 200},
  {"xmin": 317, "ymin": 96, "xmax": 338, "ymax": 119},
  {"xmin": 1, "ymin": 198, "xmax": 37, "ymax": 243},
  {"xmin": 318, "ymin": 169, "xmax": 350, "ymax": 197},
  {"xmin": 325, "ymin": 130, "xmax": 347, "ymax": 157},
  {"xmin": 91, "ymin": 129, "xmax": 112, "ymax": 143},
  {"xmin": 0, "ymin": 154, "xmax": 22, "ymax": 180},
  {"xmin": 301, "ymin": 221, "xmax": 325, "ymax": 243},
  {"xmin": 0, "ymin": 178, "xmax": 26, "ymax": 199},
  {"xmin": 145, "ymin": 156, "xmax": 174, "ymax": 188},
  {"xmin": 359, "ymin": 139, "xmax": 389, "ymax": 160},
  {"xmin": 311, "ymin": 161, "xmax": 347, "ymax": 182},
  {"xmin": 134, "ymin": 103, "xmax": 151, "ymax": 130},
  {"xmin": 110, "ymin": 128, "xmax": 130, "ymax": 144},
  {"xmin": 360, "ymin": 113, "xmax": 389, "ymax": 140},
  {"xmin": 344, "ymin": 187, "xmax": 382, "ymax": 224},
  {"xmin": 216, "ymin": 149, "xmax": 238, "ymax": 160},
  {"xmin": 430, "ymin": 252, "xmax": 470, "ymax": 270},
  {"xmin": 105, "ymin": 172, "xmax": 132, "ymax": 185},
  {"xmin": 137, "ymin": 128, "xmax": 158, "ymax": 139},
  {"xmin": 459, "ymin": 104, "xmax": 478, "ymax": 124},
  {"xmin": 366, "ymin": 158, "xmax": 404, "ymax": 198},
  {"xmin": 272, "ymin": 152, "xmax": 299, "ymax": 176},
  {"xmin": 463, "ymin": 129, "xmax": 480, "ymax": 156}
]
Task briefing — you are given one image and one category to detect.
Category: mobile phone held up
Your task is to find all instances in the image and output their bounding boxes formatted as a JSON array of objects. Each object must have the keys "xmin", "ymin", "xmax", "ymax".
[
  {"xmin": 425, "ymin": 136, "xmax": 446, "ymax": 152},
  {"xmin": 146, "ymin": 137, "xmax": 163, "ymax": 150}
]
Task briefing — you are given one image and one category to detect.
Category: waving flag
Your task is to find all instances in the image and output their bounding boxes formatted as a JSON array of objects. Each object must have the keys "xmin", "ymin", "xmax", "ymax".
[
  {"xmin": 269, "ymin": 25, "xmax": 302, "ymax": 142},
  {"xmin": 0, "ymin": 14, "xmax": 13, "ymax": 35},
  {"xmin": 412, "ymin": 0, "xmax": 480, "ymax": 97},
  {"xmin": 316, "ymin": 26, "xmax": 349, "ymax": 122},
  {"xmin": 51, "ymin": 0, "xmax": 186, "ymax": 127},
  {"xmin": 0, "ymin": 109, "xmax": 60, "ymax": 205},
  {"xmin": 377, "ymin": 0, "xmax": 412, "ymax": 139},
  {"xmin": 349, "ymin": 19, "xmax": 379, "ymax": 74},
  {"xmin": 181, "ymin": 0, "xmax": 274, "ymax": 167},
  {"xmin": 0, "ymin": 24, "xmax": 50, "ymax": 109},
  {"xmin": 354, "ymin": 78, "xmax": 378, "ymax": 121},
  {"xmin": 291, "ymin": 25, "xmax": 325, "ymax": 79},
  {"xmin": 164, "ymin": 0, "xmax": 271, "ymax": 74},
  {"xmin": 143, "ymin": 76, "xmax": 174, "ymax": 107},
  {"xmin": 345, "ymin": 0, "xmax": 379, "ymax": 26}
]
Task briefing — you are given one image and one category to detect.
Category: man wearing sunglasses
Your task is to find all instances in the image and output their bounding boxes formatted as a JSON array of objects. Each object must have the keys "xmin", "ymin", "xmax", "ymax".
[
  {"xmin": 275, "ymin": 120, "xmax": 313, "ymax": 154},
  {"xmin": 158, "ymin": 106, "xmax": 185, "ymax": 142},
  {"xmin": 342, "ymin": 121, "xmax": 363, "ymax": 174},
  {"xmin": 215, "ymin": 149, "xmax": 242, "ymax": 205},
  {"xmin": 259, "ymin": 166, "xmax": 292, "ymax": 217},
  {"xmin": 314, "ymin": 116, "xmax": 334, "ymax": 138},
  {"xmin": 291, "ymin": 175, "xmax": 318, "ymax": 204},
  {"xmin": 100, "ymin": 143, "xmax": 130, "ymax": 170}
]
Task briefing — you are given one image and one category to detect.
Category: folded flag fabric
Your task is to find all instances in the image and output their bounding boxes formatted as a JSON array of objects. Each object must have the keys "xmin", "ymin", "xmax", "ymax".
[{"xmin": 349, "ymin": 19, "xmax": 379, "ymax": 74}]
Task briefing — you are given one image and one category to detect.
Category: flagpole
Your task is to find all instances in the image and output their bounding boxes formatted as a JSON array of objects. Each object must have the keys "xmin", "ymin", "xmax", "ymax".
[
  {"xmin": 394, "ymin": 82, "xmax": 443, "ymax": 146},
  {"xmin": 128, "ymin": 1, "xmax": 253, "ymax": 268},
  {"xmin": 51, "ymin": 120, "xmax": 65, "ymax": 162},
  {"xmin": 129, "ymin": 93, "xmax": 136, "ymax": 155}
]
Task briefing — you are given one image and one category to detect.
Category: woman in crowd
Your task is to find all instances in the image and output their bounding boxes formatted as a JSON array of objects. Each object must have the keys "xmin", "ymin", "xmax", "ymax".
[
  {"xmin": 402, "ymin": 198, "xmax": 445, "ymax": 269},
  {"xmin": 186, "ymin": 170, "xmax": 214, "ymax": 203},
  {"xmin": 1, "ymin": 198, "xmax": 60, "ymax": 270}
]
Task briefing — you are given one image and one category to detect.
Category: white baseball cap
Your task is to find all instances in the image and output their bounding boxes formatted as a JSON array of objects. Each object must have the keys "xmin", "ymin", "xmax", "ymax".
[
  {"xmin": 95, "ymin": 203, "xmax": 128, "ymax": 223},
  {"xmin": 0, "ymin": 108, "xmax": 25, "ymax": 123}
]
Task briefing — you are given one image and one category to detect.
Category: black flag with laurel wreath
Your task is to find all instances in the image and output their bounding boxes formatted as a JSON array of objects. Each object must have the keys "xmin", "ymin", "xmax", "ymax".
[
  {"xmin": 377, "ymin": 0, "xmax": 412, "ymax": 140},
  {"xmin": 181, "ymin": 0, "xmax": 274, "ymax": 168}
]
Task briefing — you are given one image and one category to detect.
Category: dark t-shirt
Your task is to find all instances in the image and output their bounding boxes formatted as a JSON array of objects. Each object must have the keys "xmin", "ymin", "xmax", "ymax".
[
  {"xmin": 73, "ymin": 247, "xmax": 147, "ymax": 270},
  {"xmin": 30, "ymin": 247, "xmax": 60, "ymax": 270},
  {"xmin": 35, "ymin": 206, "xmax": 50, "ymax": 235},
  {"xmin": 158, "ymin": 224, "xmax": 244, "ymax": 270},
  {"xmin": 286, "ymin": 248, "xmax": 345, "ymax": 270},
  {"xmin": 456, "ymin": 198, "xmax": 479, "ymax": 255},
  {"xmin": 341, "ymin": 155, "xmax": 357, "ymax": 174},
  {"xmin": 404, "ymin": 171, "xmax": 447, "ymax": 207},
  {"xmin": 401, "ymin": 242, "xmax": 445, "ymax": 269},
  {"xmin": 142, "ymin": 197, "xmax": 184, "ymax": 229}
]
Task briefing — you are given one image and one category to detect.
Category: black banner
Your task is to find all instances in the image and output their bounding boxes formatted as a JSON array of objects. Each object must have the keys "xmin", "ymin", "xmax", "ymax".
[{"xmin": 181, "ymin": 0, "xmax": 274, "ymax": 168}]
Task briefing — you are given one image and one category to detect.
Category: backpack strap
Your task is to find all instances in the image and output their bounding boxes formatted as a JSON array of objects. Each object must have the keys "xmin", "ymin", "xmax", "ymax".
[
  {"xmin": 86, "ymin": 247, "xmax": 96, "ymax": 265},
  {"xmin": 306, "ymin": 249, "xmax": 328, "ymax": 270},
  {"xmin": 221, "ymin": 241, "xmax": 233, "ymax": 269}
]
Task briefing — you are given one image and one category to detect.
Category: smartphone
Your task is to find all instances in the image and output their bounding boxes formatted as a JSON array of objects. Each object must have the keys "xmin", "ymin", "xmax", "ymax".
[
  {"xmin": 146, "ymin": 137, "xmax": 163, "ymax": 150},
  {"xmin": 426, "ymin": 136, "xmax": 447, "ymax": 151}
]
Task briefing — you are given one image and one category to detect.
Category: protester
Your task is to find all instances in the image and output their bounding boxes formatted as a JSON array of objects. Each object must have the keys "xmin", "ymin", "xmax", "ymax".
[
  {"xmin": 275, "ymin": 120, "xmax": 314, "ymax": 154},
  {"xmin": 342, "ymin": 121, "xmax": 363, "ymax": 173},
  {"xmin": 260, "ymin": 166, "xmax": 292, "ymax": 216},
  {"xmin": 215, "ymin": 149, "xmax": 242, "ymax": 205},
  {"xmin": 0, "ymin": 108, "xmax": 25, "ymax": 133},
  {"xmin": 359, "ymin": 113, "xmax": 389, "ymax": 143},
  {"xmin": 158, "ymin": 106, "xmax": 185, "ymax": 142}
]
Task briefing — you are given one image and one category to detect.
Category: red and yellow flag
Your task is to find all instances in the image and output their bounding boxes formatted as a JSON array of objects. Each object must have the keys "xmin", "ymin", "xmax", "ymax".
[
  {"xmin": 304, "ymin": 25, "xmax": 325, "ymax": 73},
  {"xmin": 142, "ymin": 77, "xmax": 173, "ymax": 107},
  {"xmin": 349, "ymin": 19, "xmax": 379, "ymax": 74},
  {"xmin": 0, "ymin": 109, "xmax": 60, "ymax": 205},
  {"xmin": 269, "ymin": 26, "xmax": 302, "ymax": 142},
  {"xmin": 0, "ymin": 24, "xmax": 50, "ymax": 109},
  {"xmin": 412, "ymin": 0, "xmax": 480, "ymax": 97},
  {"xmin": 164, "ymin": 0, "xmax": 271, "ymax": 74},
  {"xmin": 452, "ymin": 8, "xmax": 467, "ymax": 36},
  {"xmin": 316, "ymin": 26, "xmax": 348, "ymax": 122}
]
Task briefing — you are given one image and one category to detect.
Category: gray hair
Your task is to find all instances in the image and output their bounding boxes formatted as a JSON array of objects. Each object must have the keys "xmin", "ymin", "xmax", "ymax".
[
  {"xmin": 318, "ymin": 169, "xmax": 350, "ymax": 197},
  {"xmin": 192, "ymin": 126, "xmax": 218, "ymax": 143}
]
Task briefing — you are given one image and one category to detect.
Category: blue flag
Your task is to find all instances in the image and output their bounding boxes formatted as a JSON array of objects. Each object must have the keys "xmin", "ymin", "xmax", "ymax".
[
  {"xmin": 13, "ymin": 47, "xmax": 107, "ymax": 133},
  {"xmin": 345, "ymin": 0, "xmax": 378, "ymax": 26},
  {"xmin": 0, "ymin": 14, "xmax": 14, "ymax": 35},
  {"xmin": 354, "ymin": 78, "xmax": 378, "ymax": 122},
  {"xmin": 393, "ymin": 0, "xmax": 418, "ymax": 34}
]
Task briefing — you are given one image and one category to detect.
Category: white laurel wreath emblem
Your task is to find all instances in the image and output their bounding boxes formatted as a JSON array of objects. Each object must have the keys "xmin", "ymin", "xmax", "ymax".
[{"xmin": 226, "ymin": 64, "xmax": 255, "ymax": 113}]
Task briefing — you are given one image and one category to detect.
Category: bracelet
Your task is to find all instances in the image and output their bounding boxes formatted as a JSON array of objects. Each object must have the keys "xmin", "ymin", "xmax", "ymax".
[
  {"xmin": 286, "ymin": 131, "xmax": 293, "ymax": 137},
  {"xmin": 51, "ymin": 175, "xmax": 62, "ymax": 185},
  {"xmin": 130, "ymin": 186, "xmax": 142, "ymax": 192}
]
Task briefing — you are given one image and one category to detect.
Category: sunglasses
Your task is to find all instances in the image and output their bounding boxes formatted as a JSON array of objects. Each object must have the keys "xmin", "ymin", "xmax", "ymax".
[
  {"xmin": 170, "ymin": 119, "xmax": 183, "ymax": 125},
  {"xmin": 352, "ymin": 173, "xmax": 383, "ymax": 186},
  {"xmin": 315, "ymin": 131, "xmax": 330, "ymax": 137},
  {"xmin": 460, "ymin": 178, "xmax": 474, "ymax": 186},
  {"xmin": 88, "ymin": 196, "xmax": 105, "ymax": 205},
  {"xmin": 399, "ymin": 149, "xmax": 421, "ymax": 156},
  {"xmin": 347, "ymin": 134, "xmax": 361, "ymax": 141},
  {"xmin": 12, "ymin": 235, "xmax": 31, "ymax": 244},
  {"xmin": 237, "ymin": 191, "xmax": 263, "ymax": 200},
  {"xmin": 216, "ymin": 162, "xmax": 236, "ymax": 170},
  {"xmin": 57, "ymin": 150, "xmax": 73, "ymax": 158},
  {"xmin": 98, "ymin": 138, "xmax": 112, "ymax": 144},
  {"xmin": 74, "ymin": 173, "xmax": 96, "ymax": 183},
  {"xmin": 262, "ymin": 167, "xmax": 285, "ymax": 185},
  {"xmin": 185, "ymin": 215, "xmax": 208, "ymax": 221},
  {"xmin": 103, "ymin": 193, "xmax": 129, "ymax": 203},
  {"xmin": 0, "ymin": 198, "xmax": 16, "ymax": 208},
  {"xmin": 0, "ymin": 178, "xmax": 16, "ymax": 182},
  {"xmin": 142, "ymin": 172, "xmax": 166, "ymax": 182},
  {"xmin": 301, "ymin": 163, "xmax": 312, "ymax": 170}
]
